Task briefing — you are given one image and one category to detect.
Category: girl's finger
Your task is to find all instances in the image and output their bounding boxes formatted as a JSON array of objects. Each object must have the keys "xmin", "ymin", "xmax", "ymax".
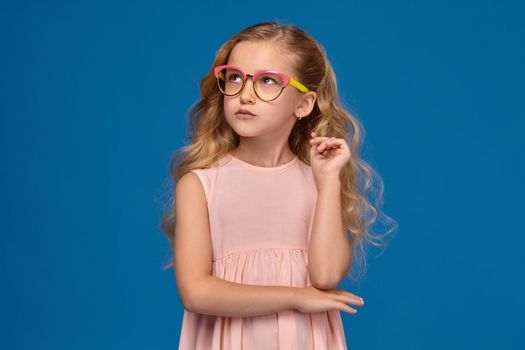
[
  {"xmin": 310, "ymin": 132, "xmax": 331, "ymax": 141},
  {"xmin": 336, "ymin": 301, "xmax": 357, "ymax": 314},
  {"xmin": 311, "ymin": 141, "xmax": 328, "ymax": 150},
  {"xmin": 310, "ymin": 136, "xmax": 331, "ymax": 145},
  {"xmin": 332, "ymin": 289, "xmax": 364, "ymax": 304},
  {"xmin": 325, "ymin": 138, "xmax": 345, "ymax": 151},
  {"xmin": 317, "ymin": 138, "xmax": 338, "ymax": 152},
  {"xmin": 333, "ymin": 289, "xmax": 363, "ymax": 301},
  {"xmin": 334, "ymin": 294, "xmax": 363, "ymax": 306},
  {"xmin": 328, "ymin": 138, "xmax": 342, "ymax": 148}
]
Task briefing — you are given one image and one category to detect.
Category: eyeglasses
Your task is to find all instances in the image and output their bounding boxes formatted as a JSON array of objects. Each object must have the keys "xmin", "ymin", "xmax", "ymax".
[{"xmin": 213, "ymin": 64, "xmax": 310, "ymax": 102}]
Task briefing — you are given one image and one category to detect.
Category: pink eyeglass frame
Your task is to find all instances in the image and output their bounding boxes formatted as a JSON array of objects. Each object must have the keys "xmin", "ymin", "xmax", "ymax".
[{"xmin": 213, "ymin": 64, "xmax": 310, "ymax": 101}]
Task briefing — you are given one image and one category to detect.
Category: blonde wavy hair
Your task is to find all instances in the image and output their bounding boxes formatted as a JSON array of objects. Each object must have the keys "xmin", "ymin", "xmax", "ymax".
[{"xmin": 158, "ymin": 21, "xmax": 398, "ymax": 283}]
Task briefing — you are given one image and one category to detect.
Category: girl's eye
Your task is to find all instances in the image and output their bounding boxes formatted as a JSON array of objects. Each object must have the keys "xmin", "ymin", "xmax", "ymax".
[
  {"xmin": 228, "ymin": 73, "xmax": 242, "ymax": 82},
  {"xmin": 261, "ymin": 76, "xmax": 276, "ymax": 84}
]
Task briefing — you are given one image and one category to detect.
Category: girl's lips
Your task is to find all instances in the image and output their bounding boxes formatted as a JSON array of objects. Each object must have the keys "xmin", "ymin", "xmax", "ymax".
[
  {"xmin": 236, "ymin": 113, "xmax": 256, "ymax": 119},
  {"xmin": 236, "ymin": 109, "xmax": 255, "ymax": 116}
]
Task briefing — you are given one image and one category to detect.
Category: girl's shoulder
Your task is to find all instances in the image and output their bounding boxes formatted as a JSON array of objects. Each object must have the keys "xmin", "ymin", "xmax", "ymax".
[
  {"xmin": 187, "ymin": 154, "xmax": 232, "ymax": 196},
  {"xmin": 190, "ymin": 154, "xmax": 232, "ymax": 173}
]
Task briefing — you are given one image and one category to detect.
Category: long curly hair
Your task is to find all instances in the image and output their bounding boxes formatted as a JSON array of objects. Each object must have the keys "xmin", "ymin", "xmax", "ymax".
[{"xmin": 158, "ymin": 21, "xmax": 398, "ymax": 283}]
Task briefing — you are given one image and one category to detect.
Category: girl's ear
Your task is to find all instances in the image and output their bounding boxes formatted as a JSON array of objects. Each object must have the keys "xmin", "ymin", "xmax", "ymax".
[{"xmin": 295, "ymin": 91, "xmax": 317, "ymax": 117}]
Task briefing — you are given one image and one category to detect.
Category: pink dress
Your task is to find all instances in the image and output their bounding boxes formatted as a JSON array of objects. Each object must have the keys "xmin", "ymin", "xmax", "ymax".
[{"xmin": 177, "ymin": 152, "xmax": 348, "ymax": 350}]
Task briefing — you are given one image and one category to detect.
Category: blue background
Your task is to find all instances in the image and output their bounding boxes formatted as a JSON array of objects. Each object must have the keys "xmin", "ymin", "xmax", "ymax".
[{"xmin": 1, "ymin": 0, "xmax": 524, "ymax": 349}]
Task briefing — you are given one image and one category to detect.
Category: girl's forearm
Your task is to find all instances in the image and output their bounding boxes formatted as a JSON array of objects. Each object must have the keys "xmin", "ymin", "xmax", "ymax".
[
  {"xmin": 308, "ymin": 175, "xmax": 351, "ymax": 290},
  {"xmin": 186, "ymin": 275, "xmax": 298, "ymax": 317}
]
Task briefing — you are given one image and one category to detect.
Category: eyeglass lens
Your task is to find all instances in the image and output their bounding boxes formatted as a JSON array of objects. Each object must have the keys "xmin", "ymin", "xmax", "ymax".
[{"xmin": 217, "ymin": 67, "xmax": 285, "ymax": 101}]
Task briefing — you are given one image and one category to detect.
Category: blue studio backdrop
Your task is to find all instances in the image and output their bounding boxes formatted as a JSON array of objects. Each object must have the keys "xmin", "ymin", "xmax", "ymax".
[{"xmin": 1, "ymin": 1, "xmax": 524, "ymax": 349}]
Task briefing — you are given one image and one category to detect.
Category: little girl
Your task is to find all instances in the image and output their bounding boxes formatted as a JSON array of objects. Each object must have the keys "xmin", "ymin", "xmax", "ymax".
[{"xmin": 161, "ymin": 21, "xmax": 397, "ymax": 350}]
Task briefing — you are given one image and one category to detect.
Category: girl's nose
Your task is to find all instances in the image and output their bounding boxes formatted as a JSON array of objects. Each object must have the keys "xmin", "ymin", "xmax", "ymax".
[{"xmin": 240, "ymin": 78, "xmax": 256, "ymax": 103}]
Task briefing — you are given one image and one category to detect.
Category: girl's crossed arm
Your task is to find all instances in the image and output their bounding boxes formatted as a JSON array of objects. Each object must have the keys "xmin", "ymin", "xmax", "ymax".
[{"xmin": 174, "ymin": 171, "xmax": 297, "ymax": 317}]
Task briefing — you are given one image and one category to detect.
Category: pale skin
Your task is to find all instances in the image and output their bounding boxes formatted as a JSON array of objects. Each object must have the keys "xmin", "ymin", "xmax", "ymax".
[
  {"xmin": 308, "ymin": 131, "xmax": 353, "ymax": 291},
  {"xmin": 174, "ymin": 171, "xmax": 364, "ymax": 317},
  {"xmin": 173, "ymin": 40, "xmax": 364, "ymax": 318}
]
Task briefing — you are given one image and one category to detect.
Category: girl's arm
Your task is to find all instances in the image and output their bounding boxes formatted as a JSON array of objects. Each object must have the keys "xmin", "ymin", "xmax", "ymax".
[
  {"xmin": 185, "ymin": 276, "xmax": 297, "ymax": 317},
  {"xmin": 308, "ymin": 175, "xmax": 352, "ymax": 291},
  {"xmin": 174, "ymin": 172, "xmax": 297, "ymax": 318},
  {"xmin": 306, "ymin": 134, "xmax": 353, "ymax": 291}
]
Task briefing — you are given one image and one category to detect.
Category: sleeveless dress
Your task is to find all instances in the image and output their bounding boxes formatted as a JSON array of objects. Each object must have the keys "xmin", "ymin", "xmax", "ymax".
[{"xmin": 177, "ymin": 152, "xmax": 348, "ymax": 350}]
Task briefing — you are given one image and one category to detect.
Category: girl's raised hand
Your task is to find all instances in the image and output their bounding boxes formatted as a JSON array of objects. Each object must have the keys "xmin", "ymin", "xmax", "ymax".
[
  {"xmin": 293, "ymin": 285, "xmax": 364, "ymax": 315},
  {"xmin": 308, "ymin": 132, "xmax": 350, "ymax": 180}
]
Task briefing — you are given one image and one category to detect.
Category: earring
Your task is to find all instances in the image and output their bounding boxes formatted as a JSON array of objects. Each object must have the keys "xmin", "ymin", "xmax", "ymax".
[{"xmin": 298, "ymin": 113, "xmax": 303, "ymax": 120}]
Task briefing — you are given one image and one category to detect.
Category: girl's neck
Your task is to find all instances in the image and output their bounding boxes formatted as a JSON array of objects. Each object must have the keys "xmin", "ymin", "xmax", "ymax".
[{"xmin": 230, "ymin": 148, "xmax": 296, "ymax": 168}]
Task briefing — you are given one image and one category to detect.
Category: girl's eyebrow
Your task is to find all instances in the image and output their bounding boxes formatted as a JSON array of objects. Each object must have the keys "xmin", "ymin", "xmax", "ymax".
[
  {"xmin": 252, "ymin": 69, "xmax": 285, "ymax": 75},
  {"xmin": 230, "ymin": 65, "xmax": 281, "ymax": 73}
]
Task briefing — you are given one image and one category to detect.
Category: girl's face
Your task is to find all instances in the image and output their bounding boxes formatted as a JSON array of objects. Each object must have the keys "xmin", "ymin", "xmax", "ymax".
[{"xmin": 222, "ymin": 40, "xmax": 311, "ymax": 139}]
